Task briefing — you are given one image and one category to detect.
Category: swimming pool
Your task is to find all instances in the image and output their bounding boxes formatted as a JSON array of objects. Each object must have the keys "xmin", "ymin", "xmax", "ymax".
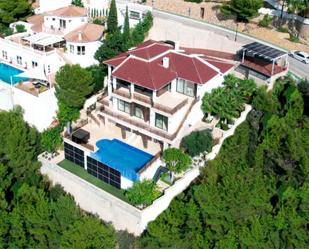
[
  {"xmin": 90, "ymin": 139, "xmax": 154, "ymax": 181},
  {"xmin": 0, "ymin": 63, "xmax": 28, "ymax": 84}
]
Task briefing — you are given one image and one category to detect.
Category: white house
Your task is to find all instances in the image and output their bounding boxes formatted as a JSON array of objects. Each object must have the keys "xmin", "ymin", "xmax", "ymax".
[
  {"xmin": 0, "ymin": 6, "xmax": 105, "ymax": 131},
  {"xmin": 62, "ymin": 40, "xmax": 234, "ymax": 189}
]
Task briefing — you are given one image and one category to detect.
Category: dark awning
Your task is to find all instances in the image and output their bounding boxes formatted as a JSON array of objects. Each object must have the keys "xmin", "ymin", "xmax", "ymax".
[{"xmin": 242, "ymin": 42, "xmax": 287, "ymax": 61}]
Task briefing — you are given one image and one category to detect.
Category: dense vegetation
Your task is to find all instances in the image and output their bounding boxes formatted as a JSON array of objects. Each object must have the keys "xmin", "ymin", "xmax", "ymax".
[
  {"xmin": 0, "ymin": 108, "xmax": 116, "ymax": 248},
  {"xmin": 138, "ymin": 76, "xmax": 309, "ymax": 249},
  {"xmin": 202, "ymin": 74, "xmax": 256, "ymax": 121},
  {"xmin": 180, "ymin": 129, "xmax": 213, "ymax": 157},
  {"xmin": 221, "ymin": 0, "xmax": 263, "ymax": 22}
]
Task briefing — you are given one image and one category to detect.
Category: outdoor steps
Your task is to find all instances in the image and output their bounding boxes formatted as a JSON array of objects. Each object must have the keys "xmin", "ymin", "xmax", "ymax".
[{"xmin": 89, "ymin": 113, "xmax": 100, "ymax": 127}]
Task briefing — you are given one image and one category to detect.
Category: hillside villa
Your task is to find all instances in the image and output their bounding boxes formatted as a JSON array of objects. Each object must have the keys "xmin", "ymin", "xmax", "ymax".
[{"xmin": 63, "ymin": 40, "xmax": 234, "ymax": 189}]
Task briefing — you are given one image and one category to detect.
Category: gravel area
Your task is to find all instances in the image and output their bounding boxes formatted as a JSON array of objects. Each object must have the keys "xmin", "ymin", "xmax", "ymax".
[{"xmin": 147, "ymin": 0, "xmax": 309, "ymax": 53}]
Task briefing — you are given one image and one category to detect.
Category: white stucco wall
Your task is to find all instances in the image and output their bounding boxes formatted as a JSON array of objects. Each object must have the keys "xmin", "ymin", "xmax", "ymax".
[
  {"xmin": 12, "ymin": 87, "xmax": 58, "ymax": 132},
  {"xmin": 139, "ymin": 157, "xmax": 162, "ymax": 181},
  {"xmin": 43, "ymin": 16, "xmax": 88, "ymax": 35},
  {"xmin": 65, "ymin": 41, "xmax": 102, "ymax": 67},
  {"xmin": 0, "ymin": 38, "xmax": 65, "ymax": 74}
]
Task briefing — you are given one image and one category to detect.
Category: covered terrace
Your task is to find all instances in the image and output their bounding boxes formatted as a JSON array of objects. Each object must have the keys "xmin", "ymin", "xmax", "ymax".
[
  {"xmin": 22, "ymin": 33, "xmax": 65, "ymax": 52},
  {"xmin": 238, "ymin": 42, "xmax": 289, "ymax": 78}
]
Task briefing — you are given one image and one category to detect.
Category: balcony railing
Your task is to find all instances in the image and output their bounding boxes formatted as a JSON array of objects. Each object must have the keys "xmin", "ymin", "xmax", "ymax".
[
  {"xmin": 114, "ymin": 87, "xmax": 131, "ymax": 99},
  {"xmin": 133, "ymin": 92, "xmax": 152, "ymax": 105},
  {"xmin": 113, "ymin": 89, "xmax": 188, "ymax": 115},
  {"xmin": 154, "ymin": 98, "xmax": 189, "ymax": 115},
  {"xmin": 99, "ymin": 106, "xmax": 174, "ymax": 140}
]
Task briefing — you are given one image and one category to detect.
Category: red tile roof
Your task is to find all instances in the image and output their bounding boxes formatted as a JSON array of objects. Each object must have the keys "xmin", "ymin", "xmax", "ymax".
[
  {"xmin": 64, "ymin": 23, "xmax": 105, "ymax": 43},
  {"xmin": 204, "ymin": 59, "xmax": 234, "ymax": 74},
  {"xmin": 104, "ymin": 40, "xmax": 234, "ymax": 90}
]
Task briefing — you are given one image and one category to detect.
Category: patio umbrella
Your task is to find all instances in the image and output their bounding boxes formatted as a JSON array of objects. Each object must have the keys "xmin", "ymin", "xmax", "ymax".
[{"xmin": 15, "ymin": 67, "xmax": 48, "ymax": 82}]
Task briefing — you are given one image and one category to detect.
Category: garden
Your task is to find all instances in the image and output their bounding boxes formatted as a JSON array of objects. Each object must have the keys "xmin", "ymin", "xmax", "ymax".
[{"xmin": 202, "ymin": 74, "xmax": 256, "ymax": 130}]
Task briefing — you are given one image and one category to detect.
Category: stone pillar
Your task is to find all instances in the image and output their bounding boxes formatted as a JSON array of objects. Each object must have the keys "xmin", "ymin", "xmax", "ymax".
[
  {"xmin": 152, "ymin": 91, "xmax": 157, "ymax": 103},
  {"xmin": 130, "ymin": 83, "xmax": 135, "ymax": 99},
  {"xmin": 150, "ymin": 109, "xmax": 155, "ymax": 127},
  {"xmin": 171, "ymin": 79, "xmax": 177, "ymax": 93}
]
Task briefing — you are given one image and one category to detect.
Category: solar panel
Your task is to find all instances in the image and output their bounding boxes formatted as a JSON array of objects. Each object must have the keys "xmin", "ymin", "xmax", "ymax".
[{"xmin": 242, "ymin": 42, "xmax": 286, "ymax": 60}]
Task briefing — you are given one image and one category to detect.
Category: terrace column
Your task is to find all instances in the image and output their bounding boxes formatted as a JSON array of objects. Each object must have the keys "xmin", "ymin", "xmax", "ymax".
[
  {"xmin": 171, "ymin": 79, "xmax": 177, "ymax": 93},
  {"xmin": 152, "ymin": 91, "xmax": 157, "ymax": 103},
  {"xmin": 271, "ymin": 60, "xmax": 275, "ymax": 76},
  {"xmin": 130, "ymin": 83, "xmax": 134, "ymax": 99},
  {"xmin": 150, "ymin": 109, "xmax": 155, "ymax": 127},
  {"xmin": 112, "ymin": 77, "xmax": 117, "ymax": 91},
  {"xmin": 108, "ymin": 66, "xmax": 112, "ymax": 82}
]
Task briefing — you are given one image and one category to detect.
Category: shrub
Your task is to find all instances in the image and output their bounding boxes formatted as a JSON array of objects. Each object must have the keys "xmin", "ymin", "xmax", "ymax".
[
  {"xmin": 93, "ymin": 18, "xmax": 105, "ymax": 26},
  {"xmin": 40, "ymin": 125, "xmax": 63, "ymax": 152},
  {"xmin": 289, "ymin": 33, "xmax": 299, "ymax": 43},
  {"xmin": 258, "ymin": 14, "xmax": 272, "ymax": 28},
  {"xmin": 277, "ymin": 26, "xmax": 289, "ymax": 33},
  {"xmin": 163, "ymin": 148, "xmax": 192, "ymax": 176},
  {"xmin": 15, "ymin": 24, "xmax": 26, "ymax": 33},
  {"xmin": 180, "ymin": 129, "xmax": 213, "ymax": 157},
  {"xmin": 184, "ymin": 0, "xmax": 203, "ymax": 3},
  {"xmin": 125, "ymin": 180, "xmax": 160, "ymax": 206}
]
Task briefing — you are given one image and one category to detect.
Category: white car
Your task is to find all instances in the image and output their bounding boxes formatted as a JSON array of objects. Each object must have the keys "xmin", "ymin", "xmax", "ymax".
[{"xmin": 289, "ymin": 50, "xmax": 309, "ymax": 64}]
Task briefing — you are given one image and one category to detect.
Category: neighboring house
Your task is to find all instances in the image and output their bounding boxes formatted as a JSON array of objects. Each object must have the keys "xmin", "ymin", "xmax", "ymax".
[
  {"xmin": 0, "ymin": 6, "xmax": 105, "ymax": 131},
  {"xmin": 63, "ymin": 40, "xmax": 234, "ymax": 189},
  {"xmin": 35, "ymin": 0, "xmax": 153, "ymax": 28}
]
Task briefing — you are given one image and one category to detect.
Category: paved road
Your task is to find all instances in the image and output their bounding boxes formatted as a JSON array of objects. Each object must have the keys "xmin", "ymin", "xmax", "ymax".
[{"xmin": 153, "ymin": 10, "xmax": 309, "ymax": 79}]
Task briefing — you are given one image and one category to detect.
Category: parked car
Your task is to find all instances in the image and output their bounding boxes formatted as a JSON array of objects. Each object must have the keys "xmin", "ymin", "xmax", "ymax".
[{"xmin": 289, "ymin": 50, "xmax": 309, "ymax": 64}]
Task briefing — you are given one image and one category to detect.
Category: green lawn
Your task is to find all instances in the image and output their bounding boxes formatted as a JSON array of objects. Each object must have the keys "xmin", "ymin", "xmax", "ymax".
[{"xmin": 58, "ymin": 159, "xmax": 130, "ymax": 203}]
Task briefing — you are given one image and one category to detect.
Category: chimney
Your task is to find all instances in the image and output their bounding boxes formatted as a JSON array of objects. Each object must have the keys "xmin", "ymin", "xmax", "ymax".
[
  {"xmin": 175, "ymin": 41, "xmax": 180, "ymax": 50},
  {"xmin": 78, "ymin": 31, "xmax": 82, "ymax": 41},
  {"xmin": 163, "ymin": 57, "xmax": 169, "ymax": 69}
]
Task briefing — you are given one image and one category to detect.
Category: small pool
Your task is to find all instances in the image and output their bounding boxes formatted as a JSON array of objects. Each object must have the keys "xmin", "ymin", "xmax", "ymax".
[
  {"xmin": 0, "ymin": 63, "xmax": 28, "ymax": 85},
  {"xmin": 90, "ymin": 139, "xmax": 154, "ymax": 181}
]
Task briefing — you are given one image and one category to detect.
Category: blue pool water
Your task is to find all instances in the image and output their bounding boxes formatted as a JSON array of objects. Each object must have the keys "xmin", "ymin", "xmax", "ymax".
[
  {"xmin": 0, "ymin": 63, "xmax": 28, "ymax": 84},
  {"xmin": 91, "ymin": 139, "xmax": 154, "ymax": 181}
]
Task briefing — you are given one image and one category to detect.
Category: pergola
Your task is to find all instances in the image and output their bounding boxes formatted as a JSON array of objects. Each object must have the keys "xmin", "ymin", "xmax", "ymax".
[
  {"xmin": 23, "ymin": 33, "xmax": 64, "ymax": 51},
  {"xmin": 241, "ymin": 42, "xmax": 288, "ymax": 76}
]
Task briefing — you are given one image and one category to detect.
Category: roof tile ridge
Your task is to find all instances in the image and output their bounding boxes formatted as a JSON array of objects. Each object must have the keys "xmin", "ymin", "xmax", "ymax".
[
  {"xmin": 194, "ymin": 55, "xmax": 222, "ymax": 74},
  {"xmin": 112, "ymin": 55, "xmax": 133, "ymax": 74},
  {"xmin": 191, "ymin": 57, "xmax": 204, "ymax": 84},
  {"xmin": 166, "ymin": 53, "xmax": 178, "ymax": 77}
]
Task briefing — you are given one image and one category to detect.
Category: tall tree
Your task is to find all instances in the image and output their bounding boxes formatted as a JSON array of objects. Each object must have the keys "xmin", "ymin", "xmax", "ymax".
[
  {"xmin": 220, "ymin": 0, "xmax": 263, "ymax": 22},
  {"xmin": 0, "ymin": 0, "xmax": 32, "ymax": 25},
  {"xmin": 55, "ymin": 64, "xmax": 93, "ymax": 122},
  {"xmin": 71, "ymin": 0, "xmax": 84, "ymax": 7},
  {"xmin": 107, "ymin": 0, "xmax": 118, "ymax": 34},
  {"xmin": 60, "ymin": 217, "xmax": 116, "ymax": 249},
  {"xmin": 122, "ymin": 6, "xmax": 131, "ymax": 50}
]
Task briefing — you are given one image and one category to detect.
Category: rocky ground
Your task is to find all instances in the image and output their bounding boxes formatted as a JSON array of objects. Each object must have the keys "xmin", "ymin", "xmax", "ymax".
[{"xmin": 147, "ymin": 0, "xmax": 309, "ymax": 53}]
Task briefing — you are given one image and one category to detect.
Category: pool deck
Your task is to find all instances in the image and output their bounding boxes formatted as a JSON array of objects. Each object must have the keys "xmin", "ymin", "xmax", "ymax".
[{"xmin": 79, "ymin": 121, "xmax": 162, "ymax": 156}]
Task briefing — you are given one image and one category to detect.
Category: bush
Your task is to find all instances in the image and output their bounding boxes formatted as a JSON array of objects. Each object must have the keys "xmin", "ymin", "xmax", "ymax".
[
  {"xmin": 40, "ymin": 125, "xmax": 63, "ymax": 152},
  {"xmin": 276, "ymin": 26, "xmax": 289, "ymax": 33},
  {"xmin": 0, "ymin": 24, "xmax": 13, "ymax": 36},
  {"xmin": 289, "ymin": 33, "xmax": 299, "ymax": 43},
  {"xmin": 93, "ymin": 18, "xmax": 105, "ymax": 26},
  {"xmin": 15, "ymin": 24, "xmax": 26, "ymax": 33},
  {"xmin": 184, "ymin": 0, "xmax": 203, "ymax": 3},
  {"xmin": 180, "ymin": 129, "xmax": 213, "ymax": 157},
  {"xmin": 125, "ymin": 180, "xmax": 160, "ymax": 206},
  {"xmin": 258, "ymin": 14, "xmax": 272, "ymax": 28}
]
